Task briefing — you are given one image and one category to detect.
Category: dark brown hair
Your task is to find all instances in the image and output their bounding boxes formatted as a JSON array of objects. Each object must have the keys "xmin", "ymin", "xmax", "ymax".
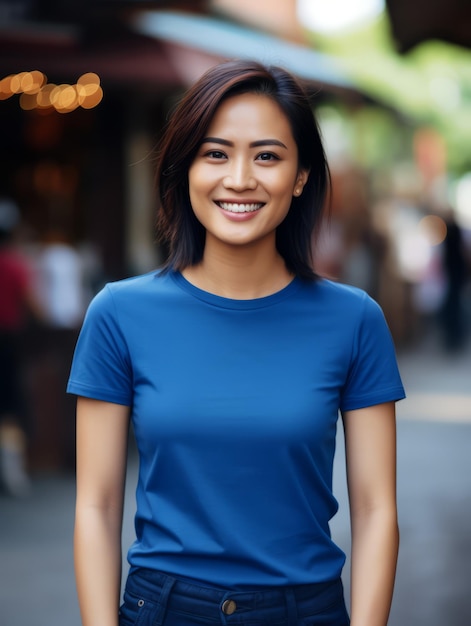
[{"xmin": 156, "ymin": 59, "xmax": 330, "ymax": 279}]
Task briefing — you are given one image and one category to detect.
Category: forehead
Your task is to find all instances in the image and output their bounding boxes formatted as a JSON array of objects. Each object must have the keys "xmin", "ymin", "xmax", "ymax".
[{"xmin": 207, "ymin": 93, "xmax": 294, "ymax": 141}]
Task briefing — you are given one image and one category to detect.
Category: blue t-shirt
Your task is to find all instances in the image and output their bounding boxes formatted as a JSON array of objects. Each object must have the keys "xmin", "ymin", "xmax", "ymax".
[{"xmin": 67, "ymin": 270, "xmax": 405, "ymax": 590}]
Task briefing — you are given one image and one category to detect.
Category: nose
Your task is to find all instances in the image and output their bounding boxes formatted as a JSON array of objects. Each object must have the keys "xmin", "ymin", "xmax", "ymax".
[{"xmin": 222, "ymin": 158, "xmax": 257, "ymax": 191}]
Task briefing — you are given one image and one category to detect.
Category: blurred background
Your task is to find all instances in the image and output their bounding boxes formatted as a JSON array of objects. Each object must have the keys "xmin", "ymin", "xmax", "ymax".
[{"xmin": 0, "ymin": 1, "xmax": 470, "ymax": 624}]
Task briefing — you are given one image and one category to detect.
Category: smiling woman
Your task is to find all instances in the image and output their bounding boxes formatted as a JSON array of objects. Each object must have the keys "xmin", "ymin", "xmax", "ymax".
[
  {"xmin": 156, "ymin": 60, "xmax": 328, "ymax": 286},
  {"xmin": 68, "ymin": 59, "xmax": 405, "ymax": 626}
]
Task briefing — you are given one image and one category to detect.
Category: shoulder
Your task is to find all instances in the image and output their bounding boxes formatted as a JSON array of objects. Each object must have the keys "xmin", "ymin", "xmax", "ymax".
[
  {"xmin": 83, "ymin": 269, "xmax": 172, "ymax": 319},
  {"xmin": 313, "ymin": 278, "xmax": 367, "ymax": 300},
  {"xmin": 302, "ymin": 278, "xmax": 377, "ymax": 314},
  {"xmin": 106, "ymin": 269, "xmax": 167, "ymax": 294},
  {"xmin": 95, "ymin": 269, "xmax": 176, "ymax": 304},
  {"xmin": 297, "ymin": 280, "xmax": 388, "ymax": 342}
]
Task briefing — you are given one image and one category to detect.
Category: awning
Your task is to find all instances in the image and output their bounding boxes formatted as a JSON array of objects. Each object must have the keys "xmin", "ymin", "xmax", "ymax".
[
  {"xmin": 0, "ymin": 24, "xmax": 184, "ymax": 87},
  {"xmin": 131, "ymin": 10, "xmax": 357, "ymax": 94}
]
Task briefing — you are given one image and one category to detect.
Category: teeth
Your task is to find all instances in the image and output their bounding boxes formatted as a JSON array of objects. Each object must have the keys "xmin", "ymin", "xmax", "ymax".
[{"xmin": 218, "ymin": 202, "xmax": 263, "ymax": 213}]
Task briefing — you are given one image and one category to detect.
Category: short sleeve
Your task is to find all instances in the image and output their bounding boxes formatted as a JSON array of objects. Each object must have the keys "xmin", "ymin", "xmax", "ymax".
[
  {"xmin": 67, "ymin": 285, "xmax": 133, "ymax": 405},
  {"xmin": 340, "ymin": 294, "xmax": 405, "ymax": 412}
]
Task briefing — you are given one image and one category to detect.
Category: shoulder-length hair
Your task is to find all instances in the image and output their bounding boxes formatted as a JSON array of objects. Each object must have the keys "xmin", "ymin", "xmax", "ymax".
[{"xmin": 156, "ymin": 59, "xmax": 330, "ymax": 280}]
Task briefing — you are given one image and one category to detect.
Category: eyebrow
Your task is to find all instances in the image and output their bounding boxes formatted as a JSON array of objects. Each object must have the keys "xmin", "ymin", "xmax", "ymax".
[{"xmin": 201, "ymin": 137, "xmax": 288, "ymax": 149}]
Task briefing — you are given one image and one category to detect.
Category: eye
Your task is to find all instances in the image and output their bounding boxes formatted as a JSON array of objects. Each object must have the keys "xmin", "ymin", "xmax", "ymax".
[
  {"xmin": 205, "ymin": 150, "xmax": 227, "ymax": 160},
  {"xmin": 256, "ymin": 152, "xmax": 279, "ymax": 161}
]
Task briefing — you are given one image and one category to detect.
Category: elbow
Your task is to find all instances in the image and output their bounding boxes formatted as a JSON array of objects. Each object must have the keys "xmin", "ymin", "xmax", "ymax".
[{"xmin": 351, "ymin": 502, "xmax": 399, "ymax": 539}]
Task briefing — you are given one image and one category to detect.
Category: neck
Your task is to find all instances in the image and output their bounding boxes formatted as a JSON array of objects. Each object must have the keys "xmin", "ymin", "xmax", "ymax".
[{"xmin": 182, "ymin": 237, "xmax": 294, "ymax": 299}]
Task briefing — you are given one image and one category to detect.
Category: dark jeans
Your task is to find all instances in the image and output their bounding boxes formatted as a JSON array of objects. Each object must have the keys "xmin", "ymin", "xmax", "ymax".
[{"xmin": 119, "ymin": 568, "xmax": 350, "ymax": 626}]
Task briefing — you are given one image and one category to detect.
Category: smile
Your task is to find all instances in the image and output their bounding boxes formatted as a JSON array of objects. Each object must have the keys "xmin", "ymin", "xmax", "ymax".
[{"xmin": 217, "ymin": 202, "xmax": 264, "ymax": 213}]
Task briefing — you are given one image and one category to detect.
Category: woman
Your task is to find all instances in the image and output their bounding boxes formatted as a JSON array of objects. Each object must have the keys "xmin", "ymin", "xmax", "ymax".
[{"xmin": 68, "ymin": 60, "xmax": 405, "ymax": 626}]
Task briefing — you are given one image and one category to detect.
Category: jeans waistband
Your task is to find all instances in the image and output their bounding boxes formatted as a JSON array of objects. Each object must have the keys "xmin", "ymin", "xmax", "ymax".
[{"xmin": 124, "ymin": 568, "xmax": 346, "ymax": 624}]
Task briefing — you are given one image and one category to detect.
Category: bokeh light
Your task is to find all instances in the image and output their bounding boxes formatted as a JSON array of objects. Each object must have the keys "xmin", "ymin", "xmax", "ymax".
[{"xmin": 0, "ymin": 70, "xmax": 103, "ymax": 112}]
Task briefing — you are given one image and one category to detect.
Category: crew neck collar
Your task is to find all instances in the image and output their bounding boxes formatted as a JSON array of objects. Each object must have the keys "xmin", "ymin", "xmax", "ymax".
[{"xmin": 170, "ymin": 270, "xmax": 302, "ymax": 310}]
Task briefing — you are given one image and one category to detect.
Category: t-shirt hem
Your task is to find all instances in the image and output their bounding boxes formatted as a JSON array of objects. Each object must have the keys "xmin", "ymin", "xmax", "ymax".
[
  {"xmin": 340, "ymin": 386, "xmax": 406, "ymax": 412},
  {"xmin": 66, "ymin": 381, "xmax": 131, "ymax": 406}
]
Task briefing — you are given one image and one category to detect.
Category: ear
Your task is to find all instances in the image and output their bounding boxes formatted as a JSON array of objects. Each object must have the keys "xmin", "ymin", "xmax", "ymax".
[{"xmin": 293, "ymin": 169, "xmax": 310, "ymax": 197}]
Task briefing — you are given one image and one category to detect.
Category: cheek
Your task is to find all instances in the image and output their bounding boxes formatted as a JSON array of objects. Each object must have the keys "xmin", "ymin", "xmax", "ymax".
[
  {"xmin": 188, "ymin": 163, "xmax": 217, "ymax": 196},
  {"xmin": 188, "ymin": 169, "xmax": 212, "ymax": 221},
  {"xmin": 270, "ymin": 180, "xmax": 297, "ymax": 206},
  {"xmin": 188, "ymin": 168, "xmax": 206, "ymax": 208},
  {"xmin": 188, "ymin": 165, "xmax": 200, "ymax": 193},
  {"xmin": 265, "ymin": 167, "xmax": 298, "ymax": 194}
]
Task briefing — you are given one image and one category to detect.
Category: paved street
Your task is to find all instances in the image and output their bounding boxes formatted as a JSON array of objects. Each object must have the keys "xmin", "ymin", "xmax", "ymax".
[{"xmin": 1, "ymin": 331, "xmax": 471, "ymax": 626}]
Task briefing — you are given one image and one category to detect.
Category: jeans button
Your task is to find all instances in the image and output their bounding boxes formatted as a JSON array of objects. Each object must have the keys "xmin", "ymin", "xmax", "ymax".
[{"xmin": 222, "ymin": 599, "xmax": 237, "ymax": 615}]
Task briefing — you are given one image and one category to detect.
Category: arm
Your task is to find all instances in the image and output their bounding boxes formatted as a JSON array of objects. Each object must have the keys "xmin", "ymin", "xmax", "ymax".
[
  {"xmin": 74, "ymin": 397, "xmax": 130, "ymax": 626},
  {"xmin": 342, "ymin": 401, "xmax": 399, "ymax": 626}
]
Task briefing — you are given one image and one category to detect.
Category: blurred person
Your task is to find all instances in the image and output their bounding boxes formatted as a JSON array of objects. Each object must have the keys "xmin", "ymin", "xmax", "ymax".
[
  {"xmin": 68, "ymin": 60, "xmax": 405, "ymax": 626},
  {"xmin": 440, "ymin": 208, "xmax": 468, "ymax": 351},
  {"xmin": 33, "ymin": 228, "xmax": 89, "ymax": 329},
  {"xmin": 0, "ymin": 198, "xmax": 43, "ymax": 496}
]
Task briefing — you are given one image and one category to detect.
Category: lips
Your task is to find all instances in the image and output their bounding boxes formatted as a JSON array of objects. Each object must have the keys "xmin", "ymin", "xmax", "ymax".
[{"xmin": 217, "ymin": 201, "xmax": 264, "ymax": 213}]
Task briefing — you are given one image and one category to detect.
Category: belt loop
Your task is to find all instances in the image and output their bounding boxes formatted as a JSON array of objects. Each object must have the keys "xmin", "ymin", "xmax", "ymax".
[
  {"xmin": 285, "ymin": 588, "xmax": 298, "ymax": 626},
  {"xmin": 152, "ymin": 574, "xmax": 176, "ymax": 626}
]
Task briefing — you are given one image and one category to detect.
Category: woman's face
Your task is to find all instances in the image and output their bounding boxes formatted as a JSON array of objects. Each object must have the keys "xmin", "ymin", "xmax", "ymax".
[{"xmin": 188, "ymin": 92, "xmax": 308, "ymax": 252}]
